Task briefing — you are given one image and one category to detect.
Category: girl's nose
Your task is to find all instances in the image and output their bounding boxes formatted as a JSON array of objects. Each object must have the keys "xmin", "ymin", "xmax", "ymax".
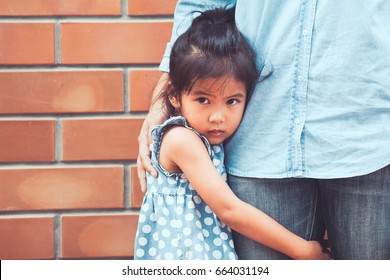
[{"xmin": 209, "ymin": 110, "xmax": 225, "ymax": 123}]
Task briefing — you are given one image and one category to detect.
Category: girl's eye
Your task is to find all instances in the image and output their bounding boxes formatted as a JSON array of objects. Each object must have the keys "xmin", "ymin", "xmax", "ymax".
[
  {"xmin": 227, "ymin": 99, "xmax": 239, "ymax": 105},
  {"xmin": 197, "ymin": 97, "xmax": 209, "ymax": 104}
]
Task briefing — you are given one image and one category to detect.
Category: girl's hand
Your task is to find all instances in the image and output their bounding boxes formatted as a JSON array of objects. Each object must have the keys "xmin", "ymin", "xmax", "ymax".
[
  {"xmin": 137, "ymin": 73, "xmax": 169, "ymax": 192},
  {"xmin": 299, "ymin": 240, "xmax": 332, "ymax": 260}
]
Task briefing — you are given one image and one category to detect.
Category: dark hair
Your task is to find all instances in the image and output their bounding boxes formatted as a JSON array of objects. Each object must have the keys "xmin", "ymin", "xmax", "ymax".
[{"xmin": 161, "ymin": 7, "xmax": 260, "ymax": 116}]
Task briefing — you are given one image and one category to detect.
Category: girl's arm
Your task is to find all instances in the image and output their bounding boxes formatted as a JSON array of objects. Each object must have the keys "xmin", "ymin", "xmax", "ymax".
[{"xmin": 161, "ymin": 127, "xmax": 329, "ymax": 260}]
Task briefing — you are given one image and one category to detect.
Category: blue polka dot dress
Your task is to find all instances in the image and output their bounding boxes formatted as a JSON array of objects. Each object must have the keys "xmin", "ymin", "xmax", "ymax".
[{"xmin": 134, "ymin": 116, "xmax": 238, "ymax": 260}]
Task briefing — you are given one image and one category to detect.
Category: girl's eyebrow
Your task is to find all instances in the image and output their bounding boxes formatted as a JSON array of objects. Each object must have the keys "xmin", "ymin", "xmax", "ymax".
[
  {"xmin": 192, "ymin": 91, "xmax": 245, "ymax": 99},
  {"xmin": 192, "ymin": 90, "xmax": 213, "ymax": 96},
  {"xmin": 228, "ymin": 93, "xmax": 246, "ymax": 98}
]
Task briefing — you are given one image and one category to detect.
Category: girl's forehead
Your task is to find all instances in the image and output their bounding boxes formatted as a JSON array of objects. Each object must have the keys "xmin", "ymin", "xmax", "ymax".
[{"xmin": 191, "ymin": 76, "xmax": 246, "ymax": 93}]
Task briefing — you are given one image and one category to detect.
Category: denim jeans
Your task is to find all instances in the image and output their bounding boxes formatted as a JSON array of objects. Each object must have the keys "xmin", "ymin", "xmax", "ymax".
[{"xmin": 228, "ymin": 165, "xmax": 390, "ymax": 260}]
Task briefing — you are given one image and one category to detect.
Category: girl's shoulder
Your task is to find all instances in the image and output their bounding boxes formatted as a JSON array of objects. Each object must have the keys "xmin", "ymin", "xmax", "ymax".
[{"xmin": 151, "ymin": 116, "xmax": 212, "ymax": 155}]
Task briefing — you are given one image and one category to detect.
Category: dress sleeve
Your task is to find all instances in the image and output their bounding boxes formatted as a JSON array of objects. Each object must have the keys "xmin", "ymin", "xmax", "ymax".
[
  {"xmin": 150, "ymin": 116, "xmax": 213, "ymax": 175},
  {"xmin": 159, "ymin": 0, "xmax": 237, "ymax": 72}
]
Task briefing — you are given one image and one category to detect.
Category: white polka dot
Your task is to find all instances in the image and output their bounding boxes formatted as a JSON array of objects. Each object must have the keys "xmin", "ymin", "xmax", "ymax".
[
  {"xmin": 213, "ymin": 238, "xmax": 222, "ymax": 246},
  {"xmin": 158, "ymin": 240, "xmax": 166, "ymax": 249},
  {"xmin": 195, "ymin": 244, "xmax": 203, "ymax": 252},
  {"xmin": 162, "ymin": 207, "xmax": 169, "ymax": 216},
  {"xmin": 142, "ymin": 225, "xmax": 151, "ymax": 233},
  {"xmin": 212, "ymin": 250, "xmax": 222, "ymax": 259},
  {"xmin": 204, "ymin": 217, "xmax": 213, "ymax": 226},
  {"xmin": 218, "ymin": 220, "xmax": 226, "ymax": 227},
  {"xmin": 204, "ymin": 205, "xmax": 212, "ymax": 213},
  {"xmin": 184, "ymin": 239, "xmax": 192, "ymax": 247},
  {"xmin": 213, "ymin": 146, "xmax": 221, "ymax": 153},
  {"xmin": 171, "ymin": 238, "xmax": 179, "ymax": 247},
  {"xmin": 229, "ymin": 252, "xmax": 236, "ymax": 259},
  {"xmin": 150, "ymin": 212, "xmax": 156, "ymax": 222},
  {"xmin": 205, "ymin": 243, "xmax": 210, "ymax": 251},
  {"xmin": 165, "ymin": 252, "xmax": 174, "ymax": 260},
  {"xmin": 157, "ymin": 217, "xmax": 167, "ymax": 226},
  {"xmin": 136, "ymin": 248, "xmax": 144, "ymax": 257},
  {"xmin": 142, "ymin": 203, "xmax": 150, "ymax": 211},
  {"xmin": 176, "ymin": 219, "xmax": 183, "ymax": 228},
  {"xmin": 157, "ymin": 176, "xmax": 163, "ymax": 185},
  {"xmin": 197, "ymin": 233, "xmax": 204, "ymax": 241},
  {"xmin": 177, "ymin": 187, "xmax": 186, "ymax": 195},
  {"xmin": 147, "ymin": 176, "xmax": 154, "ymax": 184},
  {"xmin": 183, "ymin": 227, "xmax": 192, "ymax": 236},
  {"xmin": 175, "ymin": 207, "xmax": 183, "ymax": 215},
  {"xmin": 177, "ymin": 196, "xmax": 184, "ymax": 204},
  {"xmin": 213, "ymin": 226, "xmax": 221, "ymax": 234},
  {"xmin": 167, "ymin": 177, "xmax": 177, "ymax": 185},
  {"xmin": 229, "ymin": 240, "xmax": 234, "ymax": 248},
  {"xmin": 177, "ymin": 249, "xmax": 183, "ymax": 257},
  {"xmin": 202, "ymin": 229, "xmax": 209, "ymax": 237},
  {"xmin": 195, "ymin": 220, "xmax": 202, "ymax": 229},
  {"xmin": 187, "ymin": 201, "xmax": 195, "ymax": 209},
  {"xmin": 186, "ymin": 251, "xmax": 193, "ymax": 259},
  {"xmin": 162, "ymin": 187, "xmax": 171, "ymax": 195},
  {"xmin": 150, "ymin": 185, "xmax": 158, "ymax": 193},
  {"xmin": 138, "ymin": 214, "xmax": 146, "ymax": 223},
  {"xmin": 185, "ymin": 213, "xmax": 194, "ymax": 221},
  {"xmin": 213, "ymin": 158, "xmax": 221, "ymax": 166},
  {"xmin": 152, "ymin": 232, "xmax": 159, "ymax": 241},
  {"xmin": 162, "ymin": 229, "xmax": 171, "ymax": 238},
  {"xmin": 188, "ymin": 183, "xmax": 195, "ymax": 190},
  {"xmin": 193, "ymin": 195, "xmax": 201, "ymax": 204},
  {"xmin": 220, "ymin": 232, "xmax": 228, "ymax": 240},
  {"xmin": 138, "ymin": 237, "xmax": 148, "ymax": 246},
  {"xmin": 157, "ymin": 196, "xmax": 164, "ymax": 205},
  {"xmin": 149, "ymin": 248, "xmax": 157, "ymax": 256},
  {"xmin": 166, "ymin": 196, "xmax": 174, "ymax": 205}
]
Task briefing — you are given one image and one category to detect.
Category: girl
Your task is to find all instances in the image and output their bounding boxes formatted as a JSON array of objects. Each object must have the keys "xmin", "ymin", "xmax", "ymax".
[{"xmin": 134, "ymin": 7, "xmax": 330, "ymax": 260}]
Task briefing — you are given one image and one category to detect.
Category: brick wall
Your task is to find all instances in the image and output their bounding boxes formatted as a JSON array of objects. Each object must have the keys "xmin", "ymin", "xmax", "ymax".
[{"xmin": 0, "ymin": 0, "xmax": 177, "ymax": 260}]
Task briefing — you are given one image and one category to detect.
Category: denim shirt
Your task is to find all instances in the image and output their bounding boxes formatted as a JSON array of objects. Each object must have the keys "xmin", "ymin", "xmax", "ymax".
[{"xmin": 160, "ymin": 0, "xmax": 390, "ymax": 179}]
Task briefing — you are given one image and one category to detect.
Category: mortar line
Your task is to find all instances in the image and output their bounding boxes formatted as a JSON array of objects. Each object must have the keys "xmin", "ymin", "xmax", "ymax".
[
  {"xmin": 54, "ymin": 215, "xmax": 62, "ymax": 259},
  {"xmin": 54, "ymin": 21, "xmax": 62, "ymax": 64},
  {"xmin": 55, "ymin": 119, "xmax": 63, "ymax": 162}
]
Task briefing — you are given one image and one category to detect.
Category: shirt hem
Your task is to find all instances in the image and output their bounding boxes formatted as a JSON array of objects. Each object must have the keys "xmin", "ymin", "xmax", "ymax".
[{"xmin": 226, "ymin": 160, "xmax": 390, "ymax": 179}]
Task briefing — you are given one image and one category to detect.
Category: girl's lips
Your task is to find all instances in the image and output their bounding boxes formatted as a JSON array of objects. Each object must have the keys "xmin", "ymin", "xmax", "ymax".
[{"xmin": 208, "ymin": 130, "xmax": 224, "ymax": 136}]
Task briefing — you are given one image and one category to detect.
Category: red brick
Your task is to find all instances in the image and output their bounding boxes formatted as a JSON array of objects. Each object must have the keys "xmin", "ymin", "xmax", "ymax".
[
  {"xmin": 62, "ymin": 118, "xmax": 143, "ymax": 161},
  {"xmin": 128, "ymin": 0, "xmax": 177, "ymax": 16},
  {"xmin": 0, "ymin": 0, "xmax": 121, "ymax": 16},
  {"xmin": 0, "ymin": 217, "xmax": 54, "ymax": 259},
  {"xmin": 0, "ymin": 167, "xmax": 124, "ymax": 211},
  {"xmin": 61, "ymin": 22, "xmax": 173, "ymax": 64},
  {"xmin": 0, "ymin": 120, "xmax": 55, "ymax": 162},
  {"xmin": 130, "ymin": 166, "xmax": 144, "ymax": 208},
  {"xmin": 129, "ymin": 70, "xmax": 162, "ymax": 112},
  {"xmin": 0, "ymin": 70, "xmax": 123, "ymax": 114},
  {"xmin": 62, "ymin": 215, "xmax": 139, "ymax": 258},
  {"xmin": 0, "ymin": 23, "xmax": 54, "ymax": 65}
]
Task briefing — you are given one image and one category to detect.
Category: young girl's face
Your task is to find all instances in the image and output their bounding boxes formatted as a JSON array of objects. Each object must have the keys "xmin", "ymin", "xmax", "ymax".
[{"xmin": 170, "ymin": 76, "xmax": 247, "ymax": 144}]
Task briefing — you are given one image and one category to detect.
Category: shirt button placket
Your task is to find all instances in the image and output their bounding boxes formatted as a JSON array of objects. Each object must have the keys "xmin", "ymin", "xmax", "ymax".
[{"xmin": 288, "ymin": 0, "xmax": 317, "ymax": 176}]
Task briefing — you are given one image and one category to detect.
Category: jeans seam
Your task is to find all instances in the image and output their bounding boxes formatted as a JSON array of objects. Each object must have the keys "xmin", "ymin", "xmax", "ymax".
[{"xmin": 307, "ymin": 185, "xmax": 318, "ymax": 240}]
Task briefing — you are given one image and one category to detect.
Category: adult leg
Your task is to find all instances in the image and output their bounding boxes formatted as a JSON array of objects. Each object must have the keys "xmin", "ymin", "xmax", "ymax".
[
  {"xmin": 319, "ymin": 165, "xmax": 390, "ymax": 259},
  {"xmin": 228, "ymin": 175, "xmax": 325, "ymax": 260}
]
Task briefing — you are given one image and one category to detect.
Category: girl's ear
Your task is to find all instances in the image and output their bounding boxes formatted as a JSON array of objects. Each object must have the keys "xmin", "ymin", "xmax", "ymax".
[
  {"xmin": 168, "ymin": 95, "xmax": 180, "ymax": 109},
  {"xmin": 167, "ymin": 81, "xmax": 181, "ymax": 109}
]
